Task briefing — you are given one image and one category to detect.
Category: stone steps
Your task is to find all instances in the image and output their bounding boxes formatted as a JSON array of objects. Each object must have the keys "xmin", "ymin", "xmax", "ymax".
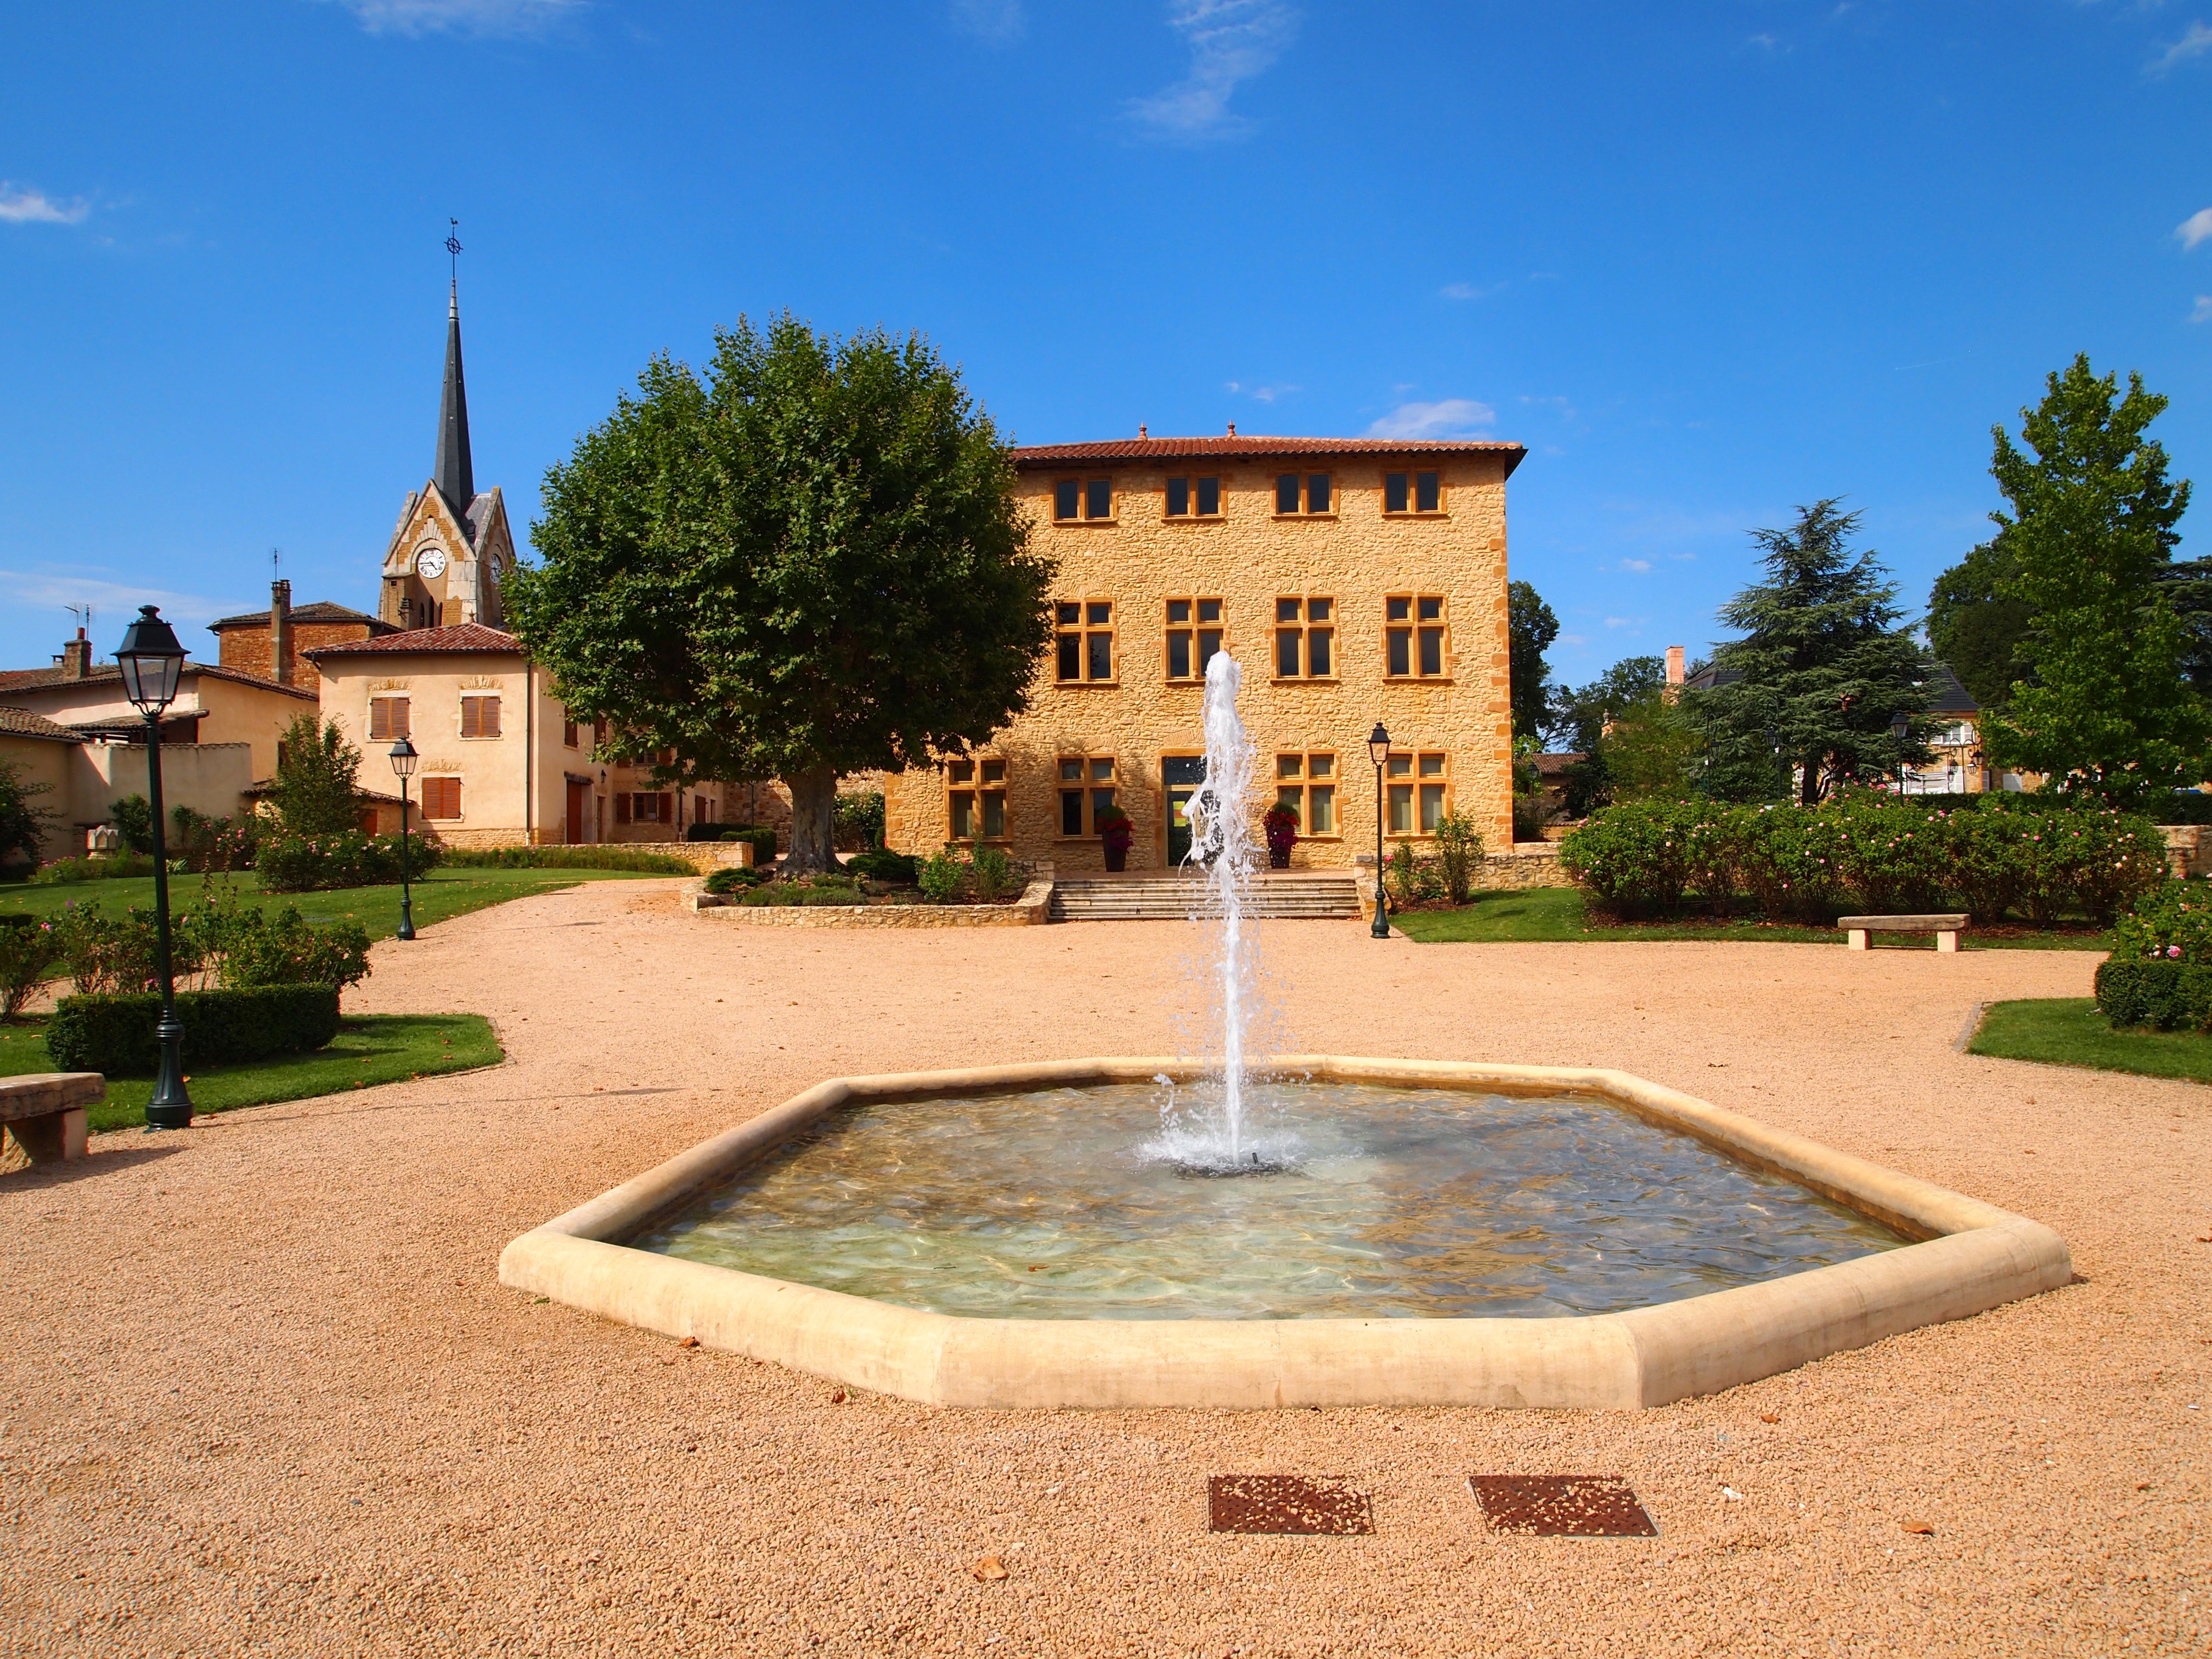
[{"xmin": 1051, "ymin": 873, "xmax": 1360, "ymax": 922}]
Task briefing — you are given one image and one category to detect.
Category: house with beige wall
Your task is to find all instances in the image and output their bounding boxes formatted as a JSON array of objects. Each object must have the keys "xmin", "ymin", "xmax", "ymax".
[
  {"xmin": 0, "ymin": 707, "xmax": 256, "ymax": 865},
  {"xmin": 882, "ymin": 433, "xmax": 1523, "ymax": 871},
  {"xmin": 307, "ymin": 622, "xmax": 729, "ymax": 847},
  {"xmin": 0, "ymin": 628, "xmax": 317, "ymax": 783}
]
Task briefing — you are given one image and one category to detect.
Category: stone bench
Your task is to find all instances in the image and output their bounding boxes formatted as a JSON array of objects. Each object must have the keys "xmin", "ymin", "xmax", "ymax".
[
  {"xmin": 1837, "ymin": 914, "xmax": 1968, "ymax": 954},
  {"xmin": 0, "ymin": 1073, "xmax": 103, "ymax": 1165}
]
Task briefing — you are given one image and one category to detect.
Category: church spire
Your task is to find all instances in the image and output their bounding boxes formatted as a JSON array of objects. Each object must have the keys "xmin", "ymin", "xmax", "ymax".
[{"xmin": 433, "ymin": 222, "xmax": 473, "ymax": 517}]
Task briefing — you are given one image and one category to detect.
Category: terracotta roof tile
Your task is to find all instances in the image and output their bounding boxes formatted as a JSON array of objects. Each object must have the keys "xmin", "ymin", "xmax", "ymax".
[
  {"xmin": 0, "ymin": 706, "xmax": 81, "ymax": 742},
  {"xmin": 1012, "ymin": 434, "xmax": 1526, "ymax": 472},
  {"xmin": 0, "ymin": 661, "xmax": 315, "ymax": 699},
  {"xmin": 305, "ymin": 622, "xmax": 523, "ymax": 658},
  {"xmin": 209, "ymin": 600, "xmax": 393, "ymax": 632}
]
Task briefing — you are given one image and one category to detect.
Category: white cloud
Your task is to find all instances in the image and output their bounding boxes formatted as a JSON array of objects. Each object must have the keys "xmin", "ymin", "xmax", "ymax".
[
  {"xmin": 2151, "ymin": 20, "xmax": 2212, "ymax": 72},
  {"xmin": 1440, "ymin": 281, "xmax": 1491, "ymax": 301},
  {"xmin": 1520, "ymin": 393, "xmax": 1577, "ymax": 421},
  {"xmin": 1364, "ymin": 398, "xmax": 1495, "ymax": 439},
  {"xmin": 950, "ymin": 0, "xmax": 1023, "ymax": 46},
  {"xmin": 1603, "ymin": 617, "xmax": 1641, "ymax": 630},
  {"xmin": 2179, "ymin": 208, "xmax": 2212, "ymax": 251},
  {"xmin": 1619, "ymin": 559, "xmax": 1652, "ymax": 573},
  {"xmin": 1128, "ymin": 1, "xmax": 1299, "ymax": 142},
  {"xmin": 0, "ymin": 569, "xmax": 232, "ymax": 634},
  {"xmin": 0, "ymin": 184, "xmax": 89, "ymax": 225},
  {"xmin": 2193, "ymin": 295, "xmax": 2212, "ymax": 324},
  {"xmin": 317, "ymin": 0, "xmax": 584, "ymax": 37}
]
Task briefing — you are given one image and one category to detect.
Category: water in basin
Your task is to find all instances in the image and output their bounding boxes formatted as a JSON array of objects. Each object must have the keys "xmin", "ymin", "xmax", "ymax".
[{"xmin": 635, "ymin": 1080, "xmax": 1907, "ymax": 1320}]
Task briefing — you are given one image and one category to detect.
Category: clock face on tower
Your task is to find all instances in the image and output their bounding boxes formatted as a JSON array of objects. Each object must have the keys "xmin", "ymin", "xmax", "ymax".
[{"xmin": 414, "ymin": 545, "xmax": 449, "ymax": 581}]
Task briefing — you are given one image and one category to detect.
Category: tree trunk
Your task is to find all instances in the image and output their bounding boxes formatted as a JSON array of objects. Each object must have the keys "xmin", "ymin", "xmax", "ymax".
[{"xmin": 783, "ymin": 766, "xmax": 840, "ymax": 874}]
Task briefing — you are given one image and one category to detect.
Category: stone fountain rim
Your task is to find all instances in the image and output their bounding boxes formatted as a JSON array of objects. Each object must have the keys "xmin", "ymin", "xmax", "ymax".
[{"xmin": 496, "ymin": 1055, "xmax": 2071, "ymax": 1411}]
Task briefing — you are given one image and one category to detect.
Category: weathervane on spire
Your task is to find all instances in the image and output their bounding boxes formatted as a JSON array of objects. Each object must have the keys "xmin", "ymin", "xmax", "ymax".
[{"xmin": 446, "ymin": 219, "xmax": 462, "ymax": 277}]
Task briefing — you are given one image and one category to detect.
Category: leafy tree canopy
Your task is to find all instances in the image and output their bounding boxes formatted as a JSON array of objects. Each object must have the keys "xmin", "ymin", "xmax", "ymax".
[
  {"xmin": 0, "ymin": 757, "xmax": 58, "ymax": 865},
  {"xmin": 270, "ymin": 713, "xmax": 363, "ymax": 838},
  {"xmin": 1926, "ymin": 535, "xmax": 2035, "ymax": 708},
  {"xmin": 507, "ymin": 315, "xmax": 1054, "ymax": 872},
  {"xmin": 1687, "ymin": 499, "xmax": 1931, "ymax": 804},
  {"xmin": 1979, "ymin": 355, "xmax": 2203, "ymax": 806},
  {"xmin": 1544, "ymin": 654, "xmax": 1668, "ymax": 817},
  {"xmin": 1506, "ymin": 580, "xmax": 1559, "ymax": 744}
]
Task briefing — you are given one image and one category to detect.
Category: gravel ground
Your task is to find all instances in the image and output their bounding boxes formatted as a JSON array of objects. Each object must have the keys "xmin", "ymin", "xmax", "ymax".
[{"xmin": 3, "ymin": 879, "xmax": 2207, "ymax": 1657}]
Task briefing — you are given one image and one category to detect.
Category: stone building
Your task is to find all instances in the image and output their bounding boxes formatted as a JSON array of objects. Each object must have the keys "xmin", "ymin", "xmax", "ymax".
[
  {"xmin": 208, "ymin": 582, "xmax": 393, "ymax": 685},
  {"xmin": 882, "ymin": 433, "xmax": 1523, "ymax": 871}
]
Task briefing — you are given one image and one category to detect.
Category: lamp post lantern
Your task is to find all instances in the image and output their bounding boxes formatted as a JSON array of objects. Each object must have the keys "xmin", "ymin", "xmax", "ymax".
[
  {"xmin": 1367, "ymin": 723, "xmax": 1392, "ymax": 939},
  {"xmin": 1890, "ymin": 711, "xmax": 1911, "ymax": 794},
  {"xmin": 390, "ymin": 738, "xmax": 419, "ymax": 940},
  {"xmin": 1765, "ymin": 721, "xmax": 1787, "ymax": 803},
  {"xmin": 115, "ymin": 606, "xmax": 192, "ymax": 1132}
]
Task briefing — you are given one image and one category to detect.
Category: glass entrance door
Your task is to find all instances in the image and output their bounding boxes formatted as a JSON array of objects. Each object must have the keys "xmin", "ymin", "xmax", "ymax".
[{"xmin": 1163, "ymin": 754, "xmax": 1206, "ymax": 865}]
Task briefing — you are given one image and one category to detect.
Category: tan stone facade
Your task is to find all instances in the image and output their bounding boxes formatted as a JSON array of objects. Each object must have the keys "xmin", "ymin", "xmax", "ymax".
[{"xmin": 883, "ymin": 437, "xmax": 1522, "ymax": 872}]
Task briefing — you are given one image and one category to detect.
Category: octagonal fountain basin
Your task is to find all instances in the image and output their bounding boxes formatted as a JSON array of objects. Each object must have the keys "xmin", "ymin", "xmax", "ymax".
[{"xmin": 498, "ymin": 1057, "xmax": 2070, "ymax": 1411}]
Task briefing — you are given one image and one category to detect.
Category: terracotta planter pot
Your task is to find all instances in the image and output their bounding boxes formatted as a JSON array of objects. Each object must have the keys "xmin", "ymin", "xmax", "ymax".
[{"xmin": 1103, "ymin": 844, "xmax": 1128, "ymax": 872}]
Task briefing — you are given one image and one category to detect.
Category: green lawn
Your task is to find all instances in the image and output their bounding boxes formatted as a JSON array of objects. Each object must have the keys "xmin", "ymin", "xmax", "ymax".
[
  {"xmin": 1391, "ymin": 885, "xmax": 2111, "ymax": 950},
  {"xmin": 0, "ymin": 864, "xmax": 668, "ymax": 943},
  {"xmin": 0, "ymin": 1012, "xmax": 504, "ymax": 1132},
  {"xmin": 1967, "ymin": 997, "xmax": 2212, "ymax": 1086}
]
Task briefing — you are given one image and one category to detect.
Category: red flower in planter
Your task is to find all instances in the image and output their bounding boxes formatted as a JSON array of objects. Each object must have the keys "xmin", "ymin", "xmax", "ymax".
[{"xmin": 1263, "ymin": 804, "xmax": 1300, "ymax": 857}]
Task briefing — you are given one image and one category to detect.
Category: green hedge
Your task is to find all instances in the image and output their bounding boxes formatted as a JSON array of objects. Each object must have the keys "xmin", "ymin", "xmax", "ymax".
[
  {"xmin": 46, "ymin": 984, "xmax": 342, "ymax": 1075},
  {"xmin": 1559, "ymin": 793, "xmax": 2168, "ymax": 924},
  {"xmin": 257, "ymin": 831, "xmax": 444, "ymax": 892},
  {"xmin": 439, "ymin": 846, "xmax": 696, "ymax": 874},
  {"xmin": 2092, "ymin": 958, "xmax": 2212, "ymax": 1031}
]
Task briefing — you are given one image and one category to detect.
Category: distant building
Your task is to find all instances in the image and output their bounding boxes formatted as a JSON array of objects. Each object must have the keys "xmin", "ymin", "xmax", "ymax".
[{"xmin": 208, "ymin": 582, "xmax": 394, "ymax": 685}]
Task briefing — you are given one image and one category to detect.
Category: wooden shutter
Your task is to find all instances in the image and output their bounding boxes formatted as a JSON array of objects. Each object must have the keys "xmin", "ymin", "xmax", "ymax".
[
  {"xmin": 658, "ymin": 793, "xmax": 672, "ymax": 826},
  {"xmin": 616, "ymin": 793, "xmax": 631, "ymax": 825},
  {"xmin": 422, "ymin": 777, "xmax": 461, "ymax": 820},
  {"xmin": 368, "ymin": 696, "xmax": 409, "ymax": 741},
  {"xmin": 460, "ymin": 696, "xmax": 501, "ymax": 739}
]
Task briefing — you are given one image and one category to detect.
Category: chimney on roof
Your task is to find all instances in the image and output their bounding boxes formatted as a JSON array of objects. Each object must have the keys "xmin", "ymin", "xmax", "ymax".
[
  {"xmin": 61, "ymin": 628, "xmax": 91, "ymax": 681},
  {"xmin": 1227, "ymin": 421, "xmax": 1235, "ymax": 437},
  {"xmin": 1139, "ymin": 424, "xmax": 1147, "ymax": 439},
  {"xmin": 1663, "ymin": 645, "xmax": 1685, "ymax": 704},
  {"xmin": 271, "ymin": 579, "xmax": 294, "ymax": 686}
]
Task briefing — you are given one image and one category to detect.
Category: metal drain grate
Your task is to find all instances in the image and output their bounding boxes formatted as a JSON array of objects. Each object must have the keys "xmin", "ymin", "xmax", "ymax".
[
  {"xmin": 1208, "ymin": 1476, "xmax": 1374, "ymax": 1536},
  {"xmin": 1468, "ymin": 1475, "xmax": 1657, "ymax": 1537}
]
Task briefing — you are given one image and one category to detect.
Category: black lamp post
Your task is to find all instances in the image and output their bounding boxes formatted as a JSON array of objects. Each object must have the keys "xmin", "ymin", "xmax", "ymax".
[
  {"xmin": 390, "ymin": 737, "xmax": 419, "ymax": 940},
  {"xmin": 1368, "ymin": 723, "xmax": 1392, "ymax": 939},
  {"xmin": 1890, "ymin": 711, "xmax": 1911, "ymax": 794},
  {"xmin": 1766, "ymin": 721, "xmax": 1786, "ymax": 803},
  {"xmin": 115, "ymin": 606, "xmax": 192, "ymax": 1132}
]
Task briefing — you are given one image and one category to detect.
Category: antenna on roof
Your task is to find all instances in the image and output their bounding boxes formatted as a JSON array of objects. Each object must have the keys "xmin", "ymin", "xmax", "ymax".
[
  {"xmin": 272, "ymin": 546, "xmax": 281, "ymax": 583},
  {"xmin": 65, "ymin": 603, "xmax": 92, "ymax": 636}
]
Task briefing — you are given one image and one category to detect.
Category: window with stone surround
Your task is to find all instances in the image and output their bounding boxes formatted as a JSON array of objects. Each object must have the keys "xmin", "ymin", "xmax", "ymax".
[
  {"xmin": 1052, "ymin": 477, "xmax": 1116, "ymax": 523},
  {"xmin": 1163, "ymin": 476, "xmax": 1223, "ymax": 520},
  {"xmin": 421, "ymin": 776, "xmax": 462, "ymax": 820},
  {"xmin": 1057, "ymin": 755, "xmax": 1118, "ymax": 837},
  {"xmin": 1383, "ymin": 469, "xmax": 1444, "ymax": 516},
  {"xmin": 1273, "ymin": 596, "xmax": 1335, "ymax": 679},
  {"xmin": 947, "ymin": 756, "xmax": 1009, "ymax": 840},
  {"xmin": 1164, "ymin": 597, "xmax": 1224, "ymax": 682},
  {"xmin": 1273, "ymin": 472, "xmax": 1333, "ymax": 516},
  {"xmin": 1385, "ymin": 751, "xmax": 1450, "ymax": 835},
  {"xmin": 1385, "ymin": 594, "xmax": 1449, "ymax": 679},
  {"xmin": 459, "ymin": 695, "xmax": 501, "ymax": 738},
  {"xmin": 1056, "ymin": 600, "xmax": 1116, "ymax": 684},
  {"xmin": 368, "ymin": 696, "xmax": 410, "ymax": 741},
  {"xmin": 562, "ymin": 716, "xmax": 579, "ymax": 748},
  {"xmin": 1274, "ymin": 752, "xmax": 1338, "ymax": 837}
]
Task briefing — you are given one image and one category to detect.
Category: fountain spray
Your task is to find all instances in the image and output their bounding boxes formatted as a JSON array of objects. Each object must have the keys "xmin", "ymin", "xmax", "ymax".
[{"xmin": 1183, "ymin": 648, "xmax": 1260, "ymax": 1160}]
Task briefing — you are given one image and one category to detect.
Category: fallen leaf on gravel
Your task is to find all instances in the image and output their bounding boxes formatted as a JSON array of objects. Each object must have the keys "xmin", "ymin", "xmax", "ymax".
[
  {"xmin": 1759, "ymin": 1413, "xmax": 1779, "ymax": 1424},
  {"xmin": 679, "ymin": 1337, "xmax": 699, "ymax": 1348},
  {"xmin": 1900, "ymin": 1520, "xmax": 1933, "ymax": 1534},
  {"xmin": 971, "ymin": 1557, "xmax": 1008, "ymax": 1581},
  {"xmin": 1720, "ymin": 1487, "xmax": 1743, "ymax": 1502},
  {"xmin": 831, "ymin": 1389, "xmax": 848, "ymax": 1403}
]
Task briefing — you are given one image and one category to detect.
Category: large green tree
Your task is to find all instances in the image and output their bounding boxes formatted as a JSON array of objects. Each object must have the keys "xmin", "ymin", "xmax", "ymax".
[
  {"xmin": 1687, "ymin": 500, "xmax": 1931, "ymax": 804},
  {"xmin": 1926, "ymin": 534, "xmax": 2034, "ymax": 708},
  {"xmin": 1978, "ymin": 356, "xmax": 2202, "ymax": 805},
  {"xmin": 1544, "ymin": 654, "xmax": 1668, "ymax": 816},
  {"xmin": 1506, "ymin": 580, "xmax": 1559, "ymax": 744},
  {"xmin": 509, "ymin": 315, "xmax": 1055, "ymax": 872}
]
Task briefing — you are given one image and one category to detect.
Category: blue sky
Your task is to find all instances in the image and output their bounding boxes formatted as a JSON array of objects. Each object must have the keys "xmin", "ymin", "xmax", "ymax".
[{"xmin": 2, "ymin": 1, "xmax": 2207, "ymax": 695}]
